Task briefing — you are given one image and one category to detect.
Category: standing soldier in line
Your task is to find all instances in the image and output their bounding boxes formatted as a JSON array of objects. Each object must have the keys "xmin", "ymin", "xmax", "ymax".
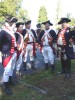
[
  {"xmin": 57, "ymin": 18, "xmax": 75, "ymax": 79},
  {"xmin": 39, "ymin": 20, "xmax": 56, "ymax": 72},
  {"xmin": 0, "ymin": 16, "xmax": 18, "ymax": 95},
  {"xmin": 22, "ymin": 20, "xmax": 37, "ymax": 71},
  {"xmin": 36, "ymin": 23, "xmax": 42, "ymax": 39},
  {"xmin": 35, "ymin": 23, "xmax": 42, "ymax": 50},
  {"xmin": 15, "ymin": 22, "xmax": 24, "ymax": 76}
]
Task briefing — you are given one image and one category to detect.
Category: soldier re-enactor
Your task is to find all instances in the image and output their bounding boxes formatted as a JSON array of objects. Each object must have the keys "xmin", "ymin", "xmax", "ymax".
[
  {"xmin": 39, "ymin": 20, "xmax": 56, "ymax": 72},
  {"xmin": 0, "ymin": 16, "xmax": 18, "ymax": 95},
  {"xmin": 22, "ymin": 20, "xmax": 37, "ymax": 71},
  {"xmin": 57, "ymin": 18, "xmax": 75, "ymax": 79},
  {"xmin": 15, "ymin": 22, "xmax": 24, "ymax": 75}
]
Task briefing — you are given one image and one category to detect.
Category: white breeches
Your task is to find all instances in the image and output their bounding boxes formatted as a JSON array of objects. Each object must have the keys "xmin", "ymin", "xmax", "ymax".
[
  {"xmin": 3, "ymin": 52, "xmax": 17, "ymax": 82},
  {"xmin": 16, "ymin": 50, "xmax": 24, "ymax": 71},
  {"xmin": 42, "ymin": 46, "xmax": 54, "ymax": 64},
  {"xmin": 23, "ymin": 44, "xmax": 34, "ymax": 62}
]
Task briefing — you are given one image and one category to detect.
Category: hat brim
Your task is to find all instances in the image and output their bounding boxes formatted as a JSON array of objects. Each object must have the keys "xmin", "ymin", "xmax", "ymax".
[
  {"xmin": 42, "ymin": 21, "xmax": 53, "ymax": 26},
  {"xmin": 11, "ymin": 18, "xmax": 18, "ymax": 23},
  {"xmin": 58, "ymin": 19, "xmax": 71, "ymax": 24},
  {"xmin": 16, "ymin": 22, "xmax": 24, "ymax": 27},
  {"xmin": 25, "ymin": 20, "xmax": 31, "ymax": 25},
  {"xmin": 36, "ymin": 23, "xmax": 41, "ymax": 28},
  {"xmin": 6, "ymin": 17, "xmax": 18, "ymax": 23}
]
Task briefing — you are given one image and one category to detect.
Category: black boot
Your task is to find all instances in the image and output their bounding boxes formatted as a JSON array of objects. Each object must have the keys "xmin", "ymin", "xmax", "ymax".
[
  {"xmin": 44, "ymin": 63, "xmax": 49, "ymax": 70},
  {"xmin": 31, "ymin": 61, "xmax": 36, "ymax": 70},
  {"xmin": 65, "ymin": 59, "xmax": 71, "ymax": 79},
  {"xmin": 51, "ymin": 64, "xmax": 55, "ymax": 73},
  {"xmin": 8, "ymin": 76, "xmax": 15, "ymax": 86},
  {"xmin": 4, "ymin": 82, "xmax": 13, "ymax": 95},
  {"xmin": 61, "ymin": 59, "xmax": 66, "ymax": 74},
  {"xmin": 23, "ymin": 62, "xmax": 26, "ymax": 71}
]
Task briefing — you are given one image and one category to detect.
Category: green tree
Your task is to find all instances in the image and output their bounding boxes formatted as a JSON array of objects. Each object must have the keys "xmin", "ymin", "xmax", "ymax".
[
  {"xmin": 69, "ymin": 18, "xmax": 75, "ymax": 26},
  {"xmin": 17, "ymin": 8, "xmax": 30, "ymax": 21},
  {"xmin": 55, "ymin": 0, "xmax": 62, "ymax": 24},
  {"xmin": 66, "ymin": 13, "xmax": 75, "ymax": 26},
  {"xmin": 38, "ymin": 6, "xmax": 48, "ymax": 23},
  {"xmin": 0, "ymin": 0, "xmax": 23, "ymax": 21}
]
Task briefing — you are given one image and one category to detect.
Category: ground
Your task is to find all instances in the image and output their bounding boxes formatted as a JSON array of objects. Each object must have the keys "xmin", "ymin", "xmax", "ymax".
[{"xmin": 0, "ymin": 60, "xmax": 75, "ymax": 100}]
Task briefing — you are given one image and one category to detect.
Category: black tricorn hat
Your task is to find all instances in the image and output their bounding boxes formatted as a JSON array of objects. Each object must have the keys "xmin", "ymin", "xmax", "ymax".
[
  {"xmin": 42, "ymin": 20, "xmax": 53, "ymax": 26},
  {"xmin": 6, "ymin": 16, "xmax": 18, "ymax": 23},
  {"xmin": 58, "ymin": 18, "xmax": 71, "ymax": 24},
  {"xmin": 36, "ymin": 23, "xmax": 41, "ymax": 28},
  {"xmin": 25, "ymin": 19, "xmax": 31, "ymax": 25},
  {"xmin": 16, "ymin": 22, "xmax": 24, "ymax": 28}
]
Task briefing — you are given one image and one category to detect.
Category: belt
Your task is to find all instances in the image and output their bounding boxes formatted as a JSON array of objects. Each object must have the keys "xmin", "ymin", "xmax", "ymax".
[{"xmin": 27, "ymin": 42, "xmax": 34, "ymax": 44}]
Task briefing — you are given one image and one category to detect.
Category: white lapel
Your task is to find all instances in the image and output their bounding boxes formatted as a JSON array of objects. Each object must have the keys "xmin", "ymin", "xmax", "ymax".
[{"xmin": 27, "ymin": 29, "xmax": 34, "ymax": 38}]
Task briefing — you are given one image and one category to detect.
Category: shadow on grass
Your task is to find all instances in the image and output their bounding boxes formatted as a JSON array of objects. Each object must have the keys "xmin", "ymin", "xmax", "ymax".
[{"xmin": 1, "ymin": 60, "xmax": 75, "ymax": 100}]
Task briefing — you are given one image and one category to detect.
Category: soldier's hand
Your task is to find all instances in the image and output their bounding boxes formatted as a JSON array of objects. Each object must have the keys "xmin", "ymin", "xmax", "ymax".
[{"xmin": 24, "ymin": 42, "xmax": 27, "ymax": 49}]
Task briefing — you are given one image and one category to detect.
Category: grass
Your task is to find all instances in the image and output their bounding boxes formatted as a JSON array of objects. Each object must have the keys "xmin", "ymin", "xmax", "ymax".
[{"xmin": 0, "ymin": 60, "xmax": 75, "ymax": 100}]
